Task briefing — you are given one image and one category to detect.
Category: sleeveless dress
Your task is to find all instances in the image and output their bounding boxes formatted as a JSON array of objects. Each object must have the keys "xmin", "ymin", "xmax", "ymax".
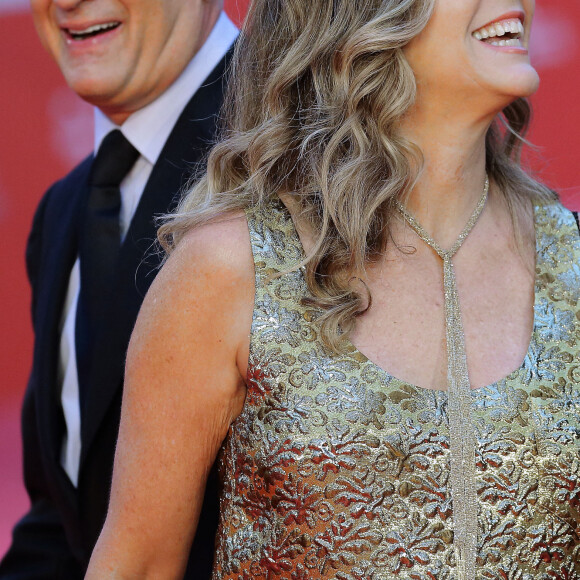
[{"xmin": 213, "ymin": 199, "xmax": 580, "ymax": 579}]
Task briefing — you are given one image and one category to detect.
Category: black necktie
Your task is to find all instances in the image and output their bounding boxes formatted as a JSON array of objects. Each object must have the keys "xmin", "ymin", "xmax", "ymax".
[{"xmin": 75, "ymin": 130, "xmax": 139, "ymax": 412}]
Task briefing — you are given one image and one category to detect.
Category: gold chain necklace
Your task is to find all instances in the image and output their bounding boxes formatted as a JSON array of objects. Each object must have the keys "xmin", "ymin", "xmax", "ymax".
[{"xmin": 395, "ymin": 176, "xmax": 489, "ymax": 580}]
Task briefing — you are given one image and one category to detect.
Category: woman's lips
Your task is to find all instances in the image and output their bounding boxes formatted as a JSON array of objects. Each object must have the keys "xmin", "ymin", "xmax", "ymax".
[{"xmin": 472, "ymin": 17, "xmax": 526, "ymax": 49}]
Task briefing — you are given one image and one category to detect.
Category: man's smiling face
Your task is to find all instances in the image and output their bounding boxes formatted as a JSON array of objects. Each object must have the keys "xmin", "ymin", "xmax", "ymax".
[{"xmin": 31, "ymin": 0, "xmax": 219, "ymax": 124}]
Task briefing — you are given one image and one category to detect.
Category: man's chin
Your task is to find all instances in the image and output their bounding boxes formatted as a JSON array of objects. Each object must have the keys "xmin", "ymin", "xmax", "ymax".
[{"xmin": 65, "ymin": 76, "xmax": 122, "ymax": 110}]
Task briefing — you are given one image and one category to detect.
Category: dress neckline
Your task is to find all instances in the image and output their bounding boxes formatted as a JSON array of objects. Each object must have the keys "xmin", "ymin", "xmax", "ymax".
[{"xmin": 269, "ymin": 196, "xmax": 541, "ymax": 396}]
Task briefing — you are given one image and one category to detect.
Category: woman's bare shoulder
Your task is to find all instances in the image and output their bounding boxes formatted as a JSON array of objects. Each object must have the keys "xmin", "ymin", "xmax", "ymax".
[
  {"xmin": 167, "ymin": 210, "xmax": 255, "ymax": 282},
  {"xmin": 130, "ymin": 209, "xmax": 255, "ymax": 385},
  {"xmin": 148, "ymin": 211, "xmax": 255, "ymax": 311}
]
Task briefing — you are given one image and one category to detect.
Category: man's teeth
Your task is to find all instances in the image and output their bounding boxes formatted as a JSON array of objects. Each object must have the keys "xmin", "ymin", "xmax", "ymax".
[
  {"xmin": 69, "ymin": 22, "xmax": 119, "ymax": 40},
  {"xmin": 472, "ymin": 19, "xmax": 524, "ymax": 45}
]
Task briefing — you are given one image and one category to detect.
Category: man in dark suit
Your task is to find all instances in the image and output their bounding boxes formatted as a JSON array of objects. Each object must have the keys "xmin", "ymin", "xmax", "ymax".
[{"xmin": 0, "ymin": 0, "xmax": 237, "ymax": 578}]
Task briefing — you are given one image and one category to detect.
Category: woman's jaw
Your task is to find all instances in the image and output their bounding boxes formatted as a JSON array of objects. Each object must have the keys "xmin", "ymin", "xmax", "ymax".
[{"xmin": 403, "ymin": 1, "xmax": 539, "ymax": 122}]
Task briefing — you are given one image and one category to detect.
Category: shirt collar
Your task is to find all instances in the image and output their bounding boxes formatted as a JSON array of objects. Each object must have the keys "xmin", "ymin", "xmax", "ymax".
[{"xmin": 94, "ymin": 11, "xmax": 238, "ymax": 164}]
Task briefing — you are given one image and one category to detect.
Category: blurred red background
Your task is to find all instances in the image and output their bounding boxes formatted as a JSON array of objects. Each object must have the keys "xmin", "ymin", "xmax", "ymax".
[{"xmin": 0, "ymin": 0, "xmax": 578, "ymax": 557}]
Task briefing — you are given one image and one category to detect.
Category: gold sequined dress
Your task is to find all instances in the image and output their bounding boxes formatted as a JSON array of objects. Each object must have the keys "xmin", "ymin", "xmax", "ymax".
[{"xmin": 213, "ymin": 199, "xmax": 580, "ymax": 579}]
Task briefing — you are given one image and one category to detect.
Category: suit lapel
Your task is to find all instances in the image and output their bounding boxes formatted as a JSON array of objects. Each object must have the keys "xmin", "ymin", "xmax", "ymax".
[
  {"xmin": 79, "ymin": 53, "xmax": 231, "ymax": 468},
  {"xmin": 34, "ymin": 157, "xmax": 92, "ymax": 465}
]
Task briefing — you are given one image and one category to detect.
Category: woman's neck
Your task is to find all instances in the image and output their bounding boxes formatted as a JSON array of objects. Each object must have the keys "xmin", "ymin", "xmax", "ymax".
[{"xmin": 398, "ymin": 106, "xmax": 494, "ymax": 248}]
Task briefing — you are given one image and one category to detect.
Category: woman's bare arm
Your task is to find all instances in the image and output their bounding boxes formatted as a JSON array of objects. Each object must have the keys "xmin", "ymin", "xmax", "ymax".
[{"xmin": 86, "ymin": 213, "xmax": 255, "ymax": 579}]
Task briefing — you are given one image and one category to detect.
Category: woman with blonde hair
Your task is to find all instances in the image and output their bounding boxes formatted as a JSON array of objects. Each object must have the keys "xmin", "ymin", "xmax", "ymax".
[{"xmin": 87, "ymin": 0, "xmax": 580, "ymax": 577}]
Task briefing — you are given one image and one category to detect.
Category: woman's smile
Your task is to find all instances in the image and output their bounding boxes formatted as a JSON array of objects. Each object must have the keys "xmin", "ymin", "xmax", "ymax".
[
  {"xmin": 473, "ymin": 17, "xmax": 524, "ymax": 47},
  {"xmin": 403, "ymin": 1, "xmax": 539, "ymax": 110},
  {"xmin": 472, "ymin": 11, "xmax": 529, "ymax": 54}
]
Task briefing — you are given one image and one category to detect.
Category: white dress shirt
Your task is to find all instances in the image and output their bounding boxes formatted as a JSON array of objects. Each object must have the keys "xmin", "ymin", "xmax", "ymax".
[{"xmin": 59, "ymin": 12, "xmax": 239, "ymax": 485}]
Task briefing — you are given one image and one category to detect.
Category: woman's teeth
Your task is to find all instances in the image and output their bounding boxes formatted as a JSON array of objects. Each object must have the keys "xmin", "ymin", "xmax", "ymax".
[{"xmin": 472, "ymin": 18, "xmax": 524, "ymax": 47}]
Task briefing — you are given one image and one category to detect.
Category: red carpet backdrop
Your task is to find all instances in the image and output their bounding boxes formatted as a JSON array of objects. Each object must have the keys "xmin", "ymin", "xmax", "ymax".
[{"xmin": 0, "ymin": 0, "xmax": 578, "ymax": 557}]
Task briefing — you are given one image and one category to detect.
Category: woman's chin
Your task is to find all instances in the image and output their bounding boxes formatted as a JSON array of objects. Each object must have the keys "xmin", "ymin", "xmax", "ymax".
[
  {"xmin": 471, "ymin": 77, "xmax": 540, "ymax": 118},
  {"xmin": 492, "ymin": 68, "xmax": 541, "ymax": 101}
]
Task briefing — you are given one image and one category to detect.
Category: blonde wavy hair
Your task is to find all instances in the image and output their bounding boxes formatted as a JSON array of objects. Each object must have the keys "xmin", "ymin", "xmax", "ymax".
[{"xmin": 159, "ymin": 0, "xmax": 554, "ymax": 351}]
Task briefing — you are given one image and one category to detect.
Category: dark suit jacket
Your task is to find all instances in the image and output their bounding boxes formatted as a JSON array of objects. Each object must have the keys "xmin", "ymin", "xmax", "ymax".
[{"xmin": 0, "ymin": 54, "xmax": 230, "ymax": 580}]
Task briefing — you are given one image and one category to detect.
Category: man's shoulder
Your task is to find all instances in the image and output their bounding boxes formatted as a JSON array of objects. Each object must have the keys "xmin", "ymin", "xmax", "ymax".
[
  {"xmin": 32, "ymin": 153, "xmax": 93, "ymax": 235},
  {"xmin": 46, "ymin": 154, "xmax": 93, "ymax": 199}
]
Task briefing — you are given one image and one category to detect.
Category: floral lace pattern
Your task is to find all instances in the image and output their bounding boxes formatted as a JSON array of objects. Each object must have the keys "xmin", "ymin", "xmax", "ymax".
[{"xmin": 213, "ymin": 200, "xmax": 580, "ymax": 579}]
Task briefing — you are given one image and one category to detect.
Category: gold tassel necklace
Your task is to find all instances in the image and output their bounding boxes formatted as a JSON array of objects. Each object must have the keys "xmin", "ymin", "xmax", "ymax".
[{"xmin": 395, "ymin": 176, "xmax": 489, "ymax": 579}]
